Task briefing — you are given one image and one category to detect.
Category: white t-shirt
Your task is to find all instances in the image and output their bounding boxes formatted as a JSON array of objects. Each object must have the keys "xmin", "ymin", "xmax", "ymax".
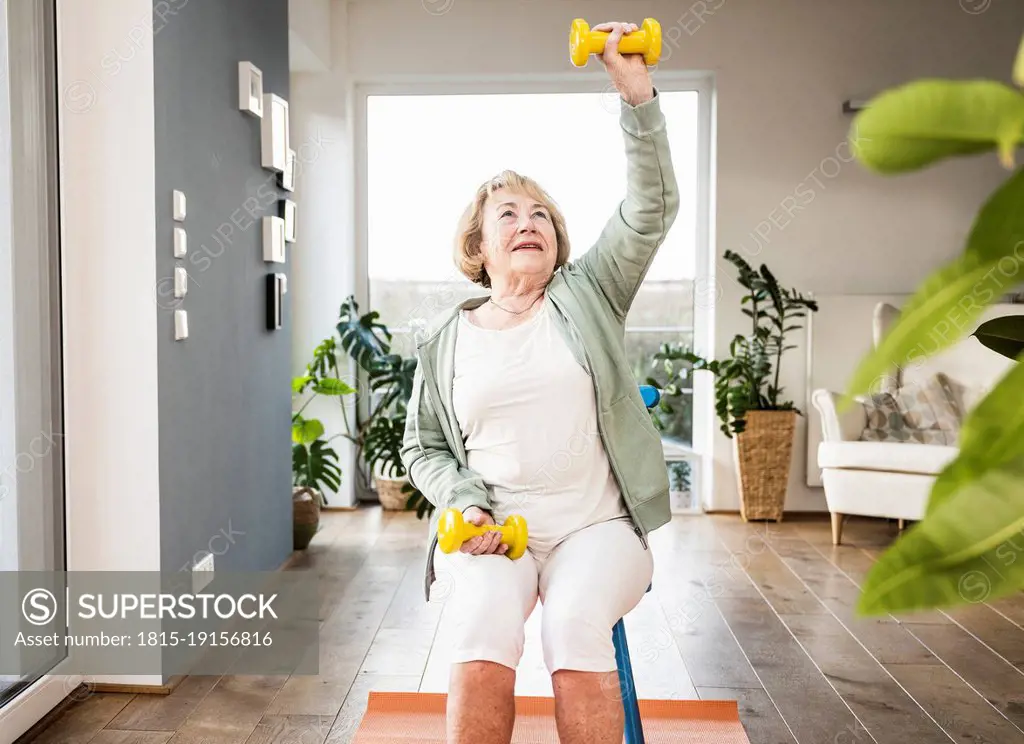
[{"xmin": 452, "ymin": 301, "xmax": 628, "ymax": 556}]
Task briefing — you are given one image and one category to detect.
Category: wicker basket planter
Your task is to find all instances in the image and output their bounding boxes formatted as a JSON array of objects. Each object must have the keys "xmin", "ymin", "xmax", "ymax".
[
  {"xmin": 376, "ymin": 476, "xmax": 409, "ymax": 511},
  {"xmin": 733, "ymin": 410, "xmax": 796, "ymax": 522},
  {"xmin": 293, "ymin": 487, "xmax": 322, "ymax": 550}
]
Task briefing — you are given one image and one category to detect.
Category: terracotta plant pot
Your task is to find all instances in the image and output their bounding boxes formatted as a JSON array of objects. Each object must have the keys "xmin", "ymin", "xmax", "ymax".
[
  {"xmin": 293, "ymin": 486, "xmax": 321, "ymax": 549},
  {"xmin": 733, "ymin": 410, "xmax": 797, "ymax": 522}
]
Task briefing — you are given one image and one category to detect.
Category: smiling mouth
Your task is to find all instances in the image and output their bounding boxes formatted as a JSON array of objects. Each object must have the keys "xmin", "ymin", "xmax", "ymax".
[{"xmin": 513, "ymin": 242, "xmax": 542, "ymax": 251}]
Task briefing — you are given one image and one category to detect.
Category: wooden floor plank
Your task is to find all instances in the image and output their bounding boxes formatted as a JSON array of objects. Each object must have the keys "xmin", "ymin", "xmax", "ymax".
[
  {"xmin": 266, "ymin": 560, "xmax": 406, "ymax": 715},
  {"xmin": 988, "ymin": 593, "xmax": 1024, "ymax": 629},
  {"xmin": 883, "ymin": 663, "xmax": 1024, "ymax": 743},
  {"xmin": 696, "ymin": 687, "xmax": 797, "ymax": 744},
  {"xmin": 105, "ymin": 676, "xmax": 220, "ymax": 732},
  {"xmin": 242, "ymin": 714, "xmax": 332, "ymax": 744},
  {"xmin": 903, "ymin": 620, "xmax": 1024, "ymax": 730},
  {"xmin": 657, "ymin": 585, "xmax": 762, "ymax": 689},
  {"xmin": 166, "ymin": 675, "xmax": 287, "ymax": 744},
  {"xmin": 323, "ymin": 674, "xmax": 421, "ymax": 744},
  {"xmin": 28, "ymin": 694, "xmax": 134, "ymax": 744},
  {"xmin": 714, "ymin": 596, "xmax": 861, "ymax": 743},
  {"xmin": 779, "ymin": 613, "xmax": 950, "ymax": 744},
  {"xmin": 766, "ymin": 532, "xmax": 945, "ymax": 664},
  {"xmin": 944, "ymin": 603, "xmax": 1024, "ymax": 670},
  {"xmin": 88, "ymin": 732, "xmax": 174, "ymax": 744}
]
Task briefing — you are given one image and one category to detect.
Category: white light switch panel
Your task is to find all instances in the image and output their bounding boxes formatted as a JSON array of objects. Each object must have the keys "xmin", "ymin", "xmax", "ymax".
[
  {"xmin": 174, "ymin": 227, "xmax": 187, "ymax": 257},
  {"xmin": 174, "ymin": 267, "xmax": 187, "ymax": 298},
  {"xmin": 174, "ymin": 309, "xmax": 188, "ymax": 340},
  {"xmin": 173, "ymin": 190, "xmax": 186, "ymax": 221}
]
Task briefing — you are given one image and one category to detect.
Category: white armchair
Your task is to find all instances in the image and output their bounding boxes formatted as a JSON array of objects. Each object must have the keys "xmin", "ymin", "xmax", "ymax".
[
  {"xmin": 811, "ymin": 301, "xmax": 1024, "ymax": 546},
  {"xmin": 811, "ymin": 389, "xmax": 957, "ymax": 545}
]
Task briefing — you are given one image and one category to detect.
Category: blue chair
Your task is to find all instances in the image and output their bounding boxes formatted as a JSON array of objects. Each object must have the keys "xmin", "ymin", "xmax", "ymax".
[{"xmin": 611, "ymin": 384, "xmax": 660, "ymax": 744}]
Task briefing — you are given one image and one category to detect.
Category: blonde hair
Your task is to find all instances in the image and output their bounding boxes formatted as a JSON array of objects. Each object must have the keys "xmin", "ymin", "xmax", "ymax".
[{"xmin": 454, "ymin": 170, "xmax": 571, "ymax": 288}]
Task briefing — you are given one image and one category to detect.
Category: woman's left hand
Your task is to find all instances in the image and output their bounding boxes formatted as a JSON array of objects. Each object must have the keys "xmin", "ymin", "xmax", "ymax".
[{"xmin": 593, "ymin": 22, "xmax": 654, "ymax": 107}]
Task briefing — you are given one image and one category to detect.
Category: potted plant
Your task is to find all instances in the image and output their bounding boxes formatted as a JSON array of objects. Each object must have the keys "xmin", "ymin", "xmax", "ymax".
[
  {"xmin": 296, "ymin": 295, "xmax": 424, "ymax": 512},
  {"xmin": 291, "ymin": 389, "xmax": 350, "ymax": 549},
  {"xmin": 334, "ymin": 295, "xmax": 422, "ymax": 510},
  {"xmin": 684, "ymin": 250, "xmax": 818, "ymax": 521}
]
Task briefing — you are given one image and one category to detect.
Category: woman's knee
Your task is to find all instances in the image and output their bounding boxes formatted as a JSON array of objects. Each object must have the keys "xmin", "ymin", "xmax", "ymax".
[
  {"xmin": 540, "ymin": 601, "xmax": 617, "ymax": 673},
  {"xmin": 436, "ymin": 552, "xmax": 537, "ymax": 668}
]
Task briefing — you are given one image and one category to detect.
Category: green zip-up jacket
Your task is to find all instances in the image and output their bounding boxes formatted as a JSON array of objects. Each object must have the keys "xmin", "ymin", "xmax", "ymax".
[{"xmin": 401, "ymin": 90, "xmax": 680, "ymax": 600}]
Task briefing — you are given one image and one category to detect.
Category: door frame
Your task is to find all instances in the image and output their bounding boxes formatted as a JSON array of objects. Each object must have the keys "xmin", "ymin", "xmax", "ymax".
[{"xmin": 0, "ymin": 0, "xmax": 77, "ymax": 740}]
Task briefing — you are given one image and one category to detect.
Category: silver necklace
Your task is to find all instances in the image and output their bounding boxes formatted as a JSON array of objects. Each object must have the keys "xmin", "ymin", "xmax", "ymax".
[{"xmin": 489, "ymin": 293, "xmax": 542, "ymax": 315}]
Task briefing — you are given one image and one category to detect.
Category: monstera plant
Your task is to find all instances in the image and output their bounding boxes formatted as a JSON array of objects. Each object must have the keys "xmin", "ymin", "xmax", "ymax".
[
  {"xmin": 334, "ymin": 296, "xmax": 423, "ymax": 512},
  {"xmin": 843, "ymin": 33, "xmax": 1024, "ymax": 615}
]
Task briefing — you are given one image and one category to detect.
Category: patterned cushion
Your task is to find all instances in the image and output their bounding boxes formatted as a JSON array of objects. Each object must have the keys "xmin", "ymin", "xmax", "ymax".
[{"xmin": 858, "ymin": 374, "xmax": 962, "ymax": 445}]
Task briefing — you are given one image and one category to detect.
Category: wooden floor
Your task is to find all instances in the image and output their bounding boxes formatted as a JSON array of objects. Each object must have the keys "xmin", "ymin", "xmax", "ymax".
[{"xmin": 18, "ymin": 508, "xmax": 1024, "ymax": 744}]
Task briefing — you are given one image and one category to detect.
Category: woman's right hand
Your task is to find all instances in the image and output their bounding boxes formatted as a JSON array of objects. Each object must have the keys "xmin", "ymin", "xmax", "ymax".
[{"xmin": 461, "ymin": 507, "xmax": 510, "ymax": 556}]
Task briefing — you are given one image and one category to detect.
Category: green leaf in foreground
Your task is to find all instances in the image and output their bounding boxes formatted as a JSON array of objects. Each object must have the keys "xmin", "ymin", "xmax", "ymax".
[
  {"xmin": 850, "ymin": 79, "xmax": 1024, "ymax": 173},
  {"xmin": 841, "ymin": 252, "xmax": 999, "ymax": 407},
  {"xmin": 926, "ymin": 354, "xmax": 1024, "ymax": 515},
  {"xmin": 961, "ymin": 166, "xmax": 1024, "ymax": 264},
  {"xmin": 858, "ymin": 458, "xmax": 1024, "ymax": 616},
  {"xmin": 972, "ymin": 315, "xmax": 1024, "ymax": 360},
  {"xmin": 1015, "ymin": 33, "xmax": 1024, "ymax": 88}
]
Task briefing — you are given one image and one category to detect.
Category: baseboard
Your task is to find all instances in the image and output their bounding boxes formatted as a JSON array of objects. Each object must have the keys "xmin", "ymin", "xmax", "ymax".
[
  {"xmin": 84, "ymin": 675, "xmax": 184, "ymax": 696},
  {"xmin": 703, "ymin": 510, "xmax": 832, "ymax": 520}
]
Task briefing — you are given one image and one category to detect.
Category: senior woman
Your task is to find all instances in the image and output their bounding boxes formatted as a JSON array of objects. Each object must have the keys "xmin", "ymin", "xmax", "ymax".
[{"xmin": 400, "ymin": 22, "xmax": 679, "ymax": 744}]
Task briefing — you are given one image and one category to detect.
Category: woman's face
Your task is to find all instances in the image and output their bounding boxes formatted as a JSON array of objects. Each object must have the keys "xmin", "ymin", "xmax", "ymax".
[{"xmin": 480, "ymin": 188, "xmax": 558, "ymax": 286}]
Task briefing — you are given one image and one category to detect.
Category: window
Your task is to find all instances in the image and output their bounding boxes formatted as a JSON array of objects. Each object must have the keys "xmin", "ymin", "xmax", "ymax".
[{"xmin": 365, "ymin": 87, "xmax": 705, "ymax": 448}]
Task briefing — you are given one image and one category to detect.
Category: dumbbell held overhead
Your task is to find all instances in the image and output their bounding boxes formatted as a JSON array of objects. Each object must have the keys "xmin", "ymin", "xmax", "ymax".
[
  {"xmin": 569, "ymin": 17, "xmax": 662, "ymax": 68},
  {"xmin": 437, "ymin": 508, "xmax": 529, "ymax": 560}
]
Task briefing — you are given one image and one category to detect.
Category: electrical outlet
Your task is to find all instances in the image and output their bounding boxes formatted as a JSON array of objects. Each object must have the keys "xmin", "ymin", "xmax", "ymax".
[{"xmin": 192, "ymin": 553, "xmax": 214, "ymax": 593}]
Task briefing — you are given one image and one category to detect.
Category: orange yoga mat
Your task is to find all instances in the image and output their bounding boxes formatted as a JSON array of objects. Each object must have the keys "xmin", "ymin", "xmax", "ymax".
[{"xmin": 353, "ymin": 691, "xmax": 752, "ymax": 743}]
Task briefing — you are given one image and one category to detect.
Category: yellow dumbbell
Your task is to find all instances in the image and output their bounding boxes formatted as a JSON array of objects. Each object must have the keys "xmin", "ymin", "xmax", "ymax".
[
  {"xmin": 437, "ymin": 508, "xmax": 528, "ymax": 560},
  {"xmin": 569, "ymin": 18, "xmax": 662, "ymax": 68}
]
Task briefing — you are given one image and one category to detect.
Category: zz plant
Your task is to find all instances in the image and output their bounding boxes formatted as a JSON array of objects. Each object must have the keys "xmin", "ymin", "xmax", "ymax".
[
  {"xmin": 842, "ymin": 33, "xmax": 1024, "ymax": 616},
  {"xmin": 685, "ymin": 251, "xmax": 818, "ymax": 437}
]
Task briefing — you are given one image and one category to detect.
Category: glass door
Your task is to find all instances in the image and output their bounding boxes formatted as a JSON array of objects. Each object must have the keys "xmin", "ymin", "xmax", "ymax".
[{"xmin": 0, "ymin": 0, "xmax": 67, "ymax": 719}]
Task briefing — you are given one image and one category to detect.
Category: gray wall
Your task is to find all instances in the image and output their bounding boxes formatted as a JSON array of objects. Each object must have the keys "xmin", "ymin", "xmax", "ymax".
[{"xmin": 153, "ymin": 0, "xmax": 292, "ymax": 573}]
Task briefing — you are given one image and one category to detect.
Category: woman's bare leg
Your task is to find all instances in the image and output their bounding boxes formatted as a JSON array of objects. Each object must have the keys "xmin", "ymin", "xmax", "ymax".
[
  {"xmin": 552, "ymin": 670, "xmax": 623, "ymax": 744},
  {"xmin": 447, "ymin": 661, "xmax": 516, "ymax": 744}
]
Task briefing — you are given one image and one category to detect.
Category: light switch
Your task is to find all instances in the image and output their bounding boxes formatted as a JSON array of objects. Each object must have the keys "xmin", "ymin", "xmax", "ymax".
[
  {"xmin": 174, "ymin": 227, "xmax": 187, "ymax": 257},
  {"xmin": 174, "ymin": 309, "xmax": 188, "ymax": 340},
  {"xmin": 173, "ymin": 190, "xmax": 186, "ymax": 221},
  {"xmin": 174, "ymin": 267, "xmax": 187, "ymax": 298}
]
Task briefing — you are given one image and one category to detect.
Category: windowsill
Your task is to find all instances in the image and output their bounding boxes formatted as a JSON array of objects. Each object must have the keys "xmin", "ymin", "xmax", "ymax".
[{"xmin": 661, "ymin": 437, "xmax": 698, "ymax": 459}]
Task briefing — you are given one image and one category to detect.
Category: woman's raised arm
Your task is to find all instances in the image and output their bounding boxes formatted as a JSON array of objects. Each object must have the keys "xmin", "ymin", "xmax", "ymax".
[{"xmin": 576, "ymin": 23, "xmax": 680, "ymax": 320}]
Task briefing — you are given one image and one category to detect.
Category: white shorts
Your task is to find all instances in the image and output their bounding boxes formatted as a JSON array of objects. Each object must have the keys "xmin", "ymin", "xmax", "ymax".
[{"xmin": 430, "ymin": 517, "xmax": 653, "ymax": 674}]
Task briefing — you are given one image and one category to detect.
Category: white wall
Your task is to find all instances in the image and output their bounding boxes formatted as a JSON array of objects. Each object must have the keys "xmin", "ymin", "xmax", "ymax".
[
  {"xmin": 56, "ymin": 0, "xmax": 162, "ymax": 686},
  {"xmin": 289, "ymin": 0, "xmax": 330, "ymax": 71},
  {"xmin": 298, "ymin": 0, "xmax": 1024, "ymax": 512},
  {"xmin": 290, "ymin": 1, "xmax": 360, "ymax": 507}
]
